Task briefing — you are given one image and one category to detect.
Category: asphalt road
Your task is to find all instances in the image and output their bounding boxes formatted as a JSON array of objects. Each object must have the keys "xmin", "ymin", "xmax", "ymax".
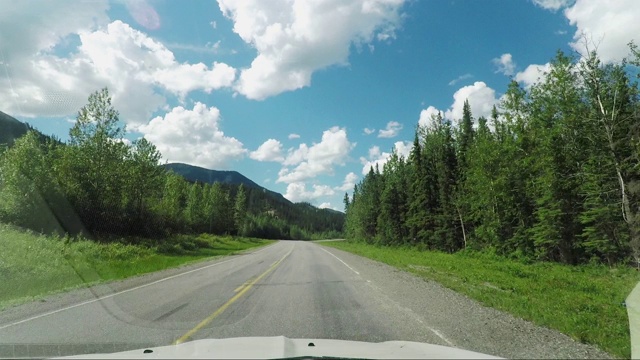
[{"xmin": 0, "ymin": 241, "xmax": 612, "ymax": 358}]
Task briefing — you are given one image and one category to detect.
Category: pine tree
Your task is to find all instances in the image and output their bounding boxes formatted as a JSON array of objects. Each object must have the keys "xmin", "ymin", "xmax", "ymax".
[{"xmin": 234, "ymin": 184, "xmax": 248, "ymax": 235}]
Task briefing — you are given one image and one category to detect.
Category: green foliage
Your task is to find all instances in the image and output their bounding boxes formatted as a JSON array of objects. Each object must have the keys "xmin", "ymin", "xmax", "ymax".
[
  {"xmin": 0, "ymin": 88, "xmax": 342, "ymax": 242},
  {"xmin": 0, "ymin": 131, "xmax": 65, "ymax": 234},
  {"xmin": 344, "ymin": 45, "xmax": 640, "ymax": 266},
  {"xmin": 0, "ymin": 223, "xmax": 271, "ymax": 310},
  {"xmin": 234, "ymin": 184, "xmax": 248, "ymax": 235}
]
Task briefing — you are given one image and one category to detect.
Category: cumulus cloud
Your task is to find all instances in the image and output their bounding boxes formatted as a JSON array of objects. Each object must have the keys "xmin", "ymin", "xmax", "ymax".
[
  {"xmin": 284, "ymin": 182, "xmax": 335, "ymax": 203},
  {"xmin": 492, "ymin": 53, "xmax": 516, "ymax": 76},
  {"xmin": 0, "ymin": 12, "xmax": 236, "ymax": 125},
  {"xmin": 277, "ymin": 126, "xmax": 355, "ymax": 183},
  {"xmin": 139, "ymin": 102, "xmax": 246, "ymax": 169},
  {"xmin": 418, "ymin": 82, "xmax": 498, "ymax": 128},
  {"xmin": 0, "ymin": 1, "xmax": 109, "ymax": 118},
  {"xmin": 378, "ymin": 121, "xmax": 403, "ymax": 138},
  {"xmin": 418, "ymin": 106, "xmax": 442, "ymax": 129},
  {"xmin": 564, "ymin": 0, "xmax": 640, "ymax": 63},
  {"xmin": 514, "ymin": 63, "xmax": 552, "ymax": 88},
  {"xmin": 444, "ymin": 82, "xmax": 498, "ymax": 122},
  {"xmin": 250, "ymin": 139, "xmax": 285, "ymax": 162},
  {"xmin": 217, "ymin": 0, "xmax": 405, "ymax": 100},
  {"xmin": 360, "ymin": 141, "xmax": 412, "ymax": 175},
  {"xmin": 364, "ymin": 127, "xmax": 376, "ymax": 135},
  {"xmin": 288, "ymin": 133, "xmax": 301, "ymax": 139},
  {"xmin": 533, "ymin": 0, "xmax": 640, "ymax": 63},
  {"xmin": 337, "ymin": 172, "xmax": 358, "ymax": 192},
  {"xmin": 531, "ymin": 0, "xmax": 574, "ymax": 11}
]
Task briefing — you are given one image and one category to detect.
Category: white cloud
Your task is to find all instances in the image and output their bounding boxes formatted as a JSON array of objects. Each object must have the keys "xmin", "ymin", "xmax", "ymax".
[
  {"xmin": 492, "ymin": 53, "xmax": 516, "ymax": 76},
  {"xmin": 514, "ymin": 63, "xmax": 552, "ymax": 88},
  {"xmin": 444, "ymin": 82, "xmax": 498, "ymax": 122},
  {"xmin": 217, "ymin": 0, "xmax": 405, "ymax": 100},
  {"xmin": 0, "ymin": 15, "xmax": 236, "ymax": 125},
  {"xmin": 564, "ymin": 0, "xmax": 640, "ymax": 63},
  {"xmin": 282, "ymin": 143, "xmax": 310, "ymax": 166},
  {"xmin": 288, "ymin": 133, "xmax": 301, "ymax": 139},
  {"xmin": 139, "ymin": 102, "xmax": 246, "ymax": 169},
  {"xmin": 164, "ymin": 41, "xmax": 223, "ymax": 54},
  {"xmin": 364, "ymin": 127, "xmax": 376, "ymax": 135},
  {"xmin": 448, "ymin": 73, "xmax": 473, "ymax": 86},
  {"xmin": 277, "ymin": 126, "xmax": 355, "ymax": 183},
  {"xmin": 0, "ymin": 1, "xmax": 110, "ymax": 118},
  {"xmin": 318, "ymin": 202, "xmax": 332, "ymax": 209},
  {"xmin": 532, "ymin": 0, "xmax": 574, "ymax": 11},
  {"xmin": 418, "ymin": 106, "xmax": 442, "ymax": 128},
  {"xmin": 418, "ymin": 82, "xmax": 498, "ymax": 129},
  {"xmin": 337, "ymin": 172, "xmax": 358, "ymax": 192},
  {"xmin": 378, "ymin": 121, "xmax": 403, "ymax": 138},
  {"xmin": 284, "ymin": 182, "xmax": 335, "ymax": 202},
  {"xmin": 360, "ymin": 141, "xmax": 412, "ymax": 175},
  {"xmin": 250, "ymin": 139, "xmax": 285, "ymax": 162}
]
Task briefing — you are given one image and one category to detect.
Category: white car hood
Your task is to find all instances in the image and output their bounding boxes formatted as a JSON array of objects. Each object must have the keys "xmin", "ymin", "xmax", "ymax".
[{"xmin": 54, "ymin": 336, "xmax": 502, "ymax": 359}]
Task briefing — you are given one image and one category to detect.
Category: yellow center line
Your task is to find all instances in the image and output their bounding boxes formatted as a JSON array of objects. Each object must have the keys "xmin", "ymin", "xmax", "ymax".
[
  {"xmin": 233, "ymin": 277, "xmax": 255, "ymax": 293},
  {"xmin": 173, "ymin": 247, "xmax": 293, "ymax": 345}
]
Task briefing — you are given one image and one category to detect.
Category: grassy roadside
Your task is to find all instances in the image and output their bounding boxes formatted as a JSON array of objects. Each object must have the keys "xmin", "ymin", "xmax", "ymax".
[
  {"xmin": 0, "ymin": 224, "xmax": 273, "ymax": 310},
  {"xmin": 321, "ymin": 241, "xmax": 639, "ymax": 358}
]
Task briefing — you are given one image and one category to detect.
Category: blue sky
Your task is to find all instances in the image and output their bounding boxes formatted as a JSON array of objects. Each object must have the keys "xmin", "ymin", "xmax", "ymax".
[{"xmin": 2, "ymin": 0, "xmax": 638, "ymax": 211}]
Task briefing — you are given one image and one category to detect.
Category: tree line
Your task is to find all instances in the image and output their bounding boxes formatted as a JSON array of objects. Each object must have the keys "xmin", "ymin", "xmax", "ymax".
[
  {"xmin": 0, "ymin": 88, "xmax": 342, "ymax": 241},
  {"xmin": 344, "ymin": 46, "xmax": 640, "ymax": 266}
]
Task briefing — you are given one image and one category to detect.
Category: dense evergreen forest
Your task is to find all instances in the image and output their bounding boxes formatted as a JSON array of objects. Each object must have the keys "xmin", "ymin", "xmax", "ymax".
[
  {"xmin": 345, "ymin": 47, "xmax": 640, "ymax": 266},
  {"xmin": 0, "ymin": 89, "xmax": 343, "ymax": 241}
]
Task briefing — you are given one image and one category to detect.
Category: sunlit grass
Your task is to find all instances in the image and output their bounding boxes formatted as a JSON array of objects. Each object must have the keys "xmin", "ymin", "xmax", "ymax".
[
  {"xmin": 322, "ymin": 241, "xmax": 639, "ymax": 359},
  {"xmin": 0, "ymin": 224, "xmax": 272, "ymax": 309}
]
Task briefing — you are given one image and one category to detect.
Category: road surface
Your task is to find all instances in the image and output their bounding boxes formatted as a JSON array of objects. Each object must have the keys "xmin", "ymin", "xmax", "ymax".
[{"xmin": 0, "ymin": 241, "xmax": 611, "ymax": 358}]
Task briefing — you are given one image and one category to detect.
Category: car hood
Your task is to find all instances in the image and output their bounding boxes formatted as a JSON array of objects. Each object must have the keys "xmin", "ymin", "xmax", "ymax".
[{"xmin": 54, "ymin": 336, "xmax": 502, "ymax": 359}]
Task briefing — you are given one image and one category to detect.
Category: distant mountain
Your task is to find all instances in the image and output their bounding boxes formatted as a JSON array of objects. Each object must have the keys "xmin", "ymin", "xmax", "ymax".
[
  {"xmin": 0, "ymin": 111, "xmax": 30, "ymax": 146},
  {"xmin": 163, "ymin": 162, "xmax": 345, "ymax": 234},
  {"xmin": 162, "ymin": 162, "xmax": 286, "ymax": 201}
]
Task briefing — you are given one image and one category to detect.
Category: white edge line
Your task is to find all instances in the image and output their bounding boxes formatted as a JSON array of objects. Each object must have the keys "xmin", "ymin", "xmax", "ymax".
[
  {"xmin": 0, "ymin": 241, "xmax": 279, "ymax": 330},
  {"xmin": 318, "ymin": 246, "xmax": 360, "ymax": 275},
  {"xmin": 430, "ymin": 328, "xmax": 455, "ymax": 347}
]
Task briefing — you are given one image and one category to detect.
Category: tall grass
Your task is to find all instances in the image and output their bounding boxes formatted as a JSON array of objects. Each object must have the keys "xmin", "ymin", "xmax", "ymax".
[
  {"xmin": 322, "ymin": 241, "xmax": 640, "ymax": 359},
  {"xmin": 0, "ymin": 224, "xmax": 272, "ymax": 309}
]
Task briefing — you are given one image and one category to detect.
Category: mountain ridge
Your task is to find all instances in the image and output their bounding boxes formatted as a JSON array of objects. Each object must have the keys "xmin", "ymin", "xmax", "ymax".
[{"xmin": 161, "ymin": 162, "xmax": 287, "ymax": 202}]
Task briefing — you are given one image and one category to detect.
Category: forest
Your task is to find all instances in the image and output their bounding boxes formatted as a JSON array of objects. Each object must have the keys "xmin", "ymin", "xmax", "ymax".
[
  {"xmin": 0, "ymin": 89, "xmax": 343, "ymax": 241},
  {"xmin": 344, "ymin": 46, "xmax": 640, "ymax": 266}
]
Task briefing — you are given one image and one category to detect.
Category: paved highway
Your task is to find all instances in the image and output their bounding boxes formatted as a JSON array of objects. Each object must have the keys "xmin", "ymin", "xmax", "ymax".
[{"xmin": 0, "ymin": 241, "xmax": 611, "ymax": 358}]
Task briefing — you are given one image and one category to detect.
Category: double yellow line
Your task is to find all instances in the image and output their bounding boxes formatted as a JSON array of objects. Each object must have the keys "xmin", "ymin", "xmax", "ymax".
[{"xmin": 173, "ymin": 248, "xmax": 292, "ymax": 345}]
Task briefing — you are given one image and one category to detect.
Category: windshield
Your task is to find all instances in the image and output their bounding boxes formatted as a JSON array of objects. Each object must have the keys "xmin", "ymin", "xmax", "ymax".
[{"xmin": 1, "ymin": 0, "xmax": 640, "ymax": 359}]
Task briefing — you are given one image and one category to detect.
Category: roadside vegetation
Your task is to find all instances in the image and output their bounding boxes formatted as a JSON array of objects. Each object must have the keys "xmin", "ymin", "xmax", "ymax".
[
  {"xmin": 322, "ymin": 240, "xmax": 638, "ymax": 358},
  {"xmin": 337, "ymin": 44, "xmax": 640, "ymax": 358},
  {"xmin": 343, "ymin": 45, "xmax": 640, "ymax": 266},
  {"xmin": 0, "ymin": 223, "xmax": 272, "ymax": 310},
  {"xmin": 0, "ymin": 88, "xmax": 343, "ymax": 242}
]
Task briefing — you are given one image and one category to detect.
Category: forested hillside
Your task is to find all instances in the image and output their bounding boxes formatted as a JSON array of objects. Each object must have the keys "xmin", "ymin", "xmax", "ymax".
[
  {"xmin": 163, "ymin": 162, "xmax": 344, "ymax": 238},
  {"xmin": 0, "ymin": 89, "xmax": 342, "ymax": 241},
  {"xmin": 344, "ymin": 47, "xmax": 640, "ymax": 266}
]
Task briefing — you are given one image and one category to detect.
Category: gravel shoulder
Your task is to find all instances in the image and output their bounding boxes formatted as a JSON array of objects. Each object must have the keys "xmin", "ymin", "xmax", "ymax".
[{"xmin": 319, "ymin": 244, "xmax": 614, "ymax": 359}]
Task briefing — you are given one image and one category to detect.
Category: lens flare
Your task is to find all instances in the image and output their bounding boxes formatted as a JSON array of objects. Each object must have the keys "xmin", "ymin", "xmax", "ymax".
[{"xmin": 125, "ymin": 0, "xmax": 160, "ymax": 30}]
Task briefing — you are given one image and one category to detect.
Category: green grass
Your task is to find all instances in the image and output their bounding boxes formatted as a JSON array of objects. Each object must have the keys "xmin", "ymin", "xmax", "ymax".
[
  {"xmin": 0, "ymin": 224, "xmax": 273, "ymax": 310},
  {"xmin": 321, "ymin": 241, "xmax": 640, "ymax": 359}
]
